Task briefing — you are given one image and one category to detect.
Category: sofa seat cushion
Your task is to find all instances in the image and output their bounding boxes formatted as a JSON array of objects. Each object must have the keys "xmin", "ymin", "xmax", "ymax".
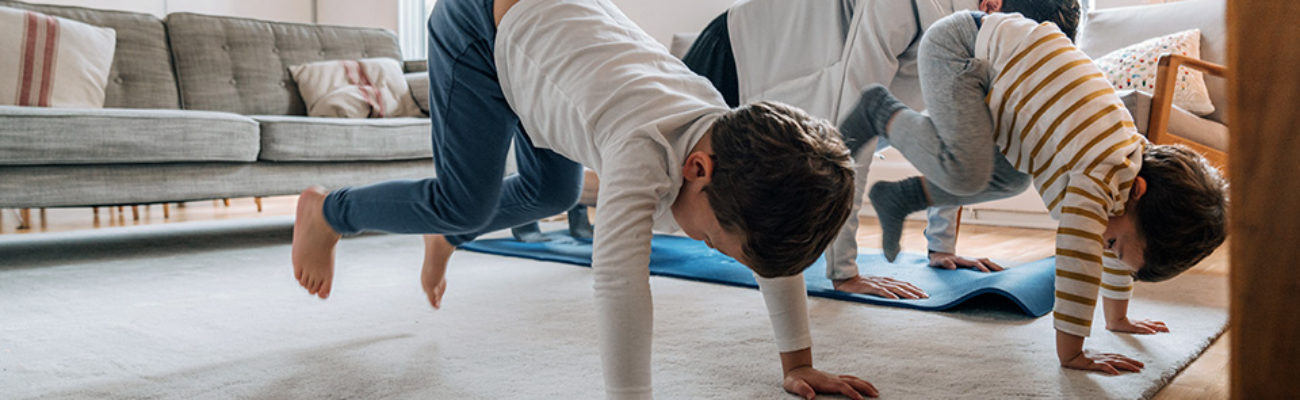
[
  {"xmin": 1117, "ymin": 90, "xmax": 1228, "ymax": 151},
  {"xmin": 0, "ymin": 105, "xmax": 258, "ymax": 165},
  {"xmin": 253, "ymin": 116, "xmax": 432, "ymax": 161}
]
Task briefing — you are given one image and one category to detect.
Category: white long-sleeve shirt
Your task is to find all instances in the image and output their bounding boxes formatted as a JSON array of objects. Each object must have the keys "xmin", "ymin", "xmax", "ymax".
[
  {"xmin": 728, "ymin": 0, "xmax": 979, "ymax": 124},
  {"xmin": 496, "ymin": 1, "xmax": 811, "ymax": 397}
]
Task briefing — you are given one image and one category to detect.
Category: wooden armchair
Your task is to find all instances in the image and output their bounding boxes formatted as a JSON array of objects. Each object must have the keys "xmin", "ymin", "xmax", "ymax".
[{"xmin": 1148, "ymin": 54, "xmax": 1230, "ymax": 172}]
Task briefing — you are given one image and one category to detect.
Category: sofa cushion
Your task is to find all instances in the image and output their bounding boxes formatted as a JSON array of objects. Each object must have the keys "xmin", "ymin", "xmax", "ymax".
[
  {"xmin": 0, "ymin": 105, "xmax": 258, "ymax": 165},
  {"xmin": 1117, "ymin": 90, "xmax": 1228, "ymax": 151},
  {"xmin": 253, "ymin": 116, "xmax": 432, "ymax": 162},
  {"xmin": 166, "ymin": 12, "xmax": 403, "ymax": 116},
  {"xmin": 0, "ymin": 0, "xmax": 179, "ymax": 110},
  {"xmin": 1079, "ymin": 0, "xmax": 1227, "ymax": 124}
]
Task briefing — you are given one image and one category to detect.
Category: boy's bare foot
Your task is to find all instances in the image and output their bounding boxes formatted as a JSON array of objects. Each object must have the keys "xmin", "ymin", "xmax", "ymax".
[
  {"xmin": 292, "ymin": 186, "xmax": 341, "ymax": 299},
  {"xmin": 422, "ymin": 234, "xmax": 455, "ymax": 309}
]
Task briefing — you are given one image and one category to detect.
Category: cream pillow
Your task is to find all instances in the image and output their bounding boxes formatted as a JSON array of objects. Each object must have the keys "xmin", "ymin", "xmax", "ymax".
[
  {"xmin": 290, "ymin": 58, "xmax": 423, "ymax": 118},
  {"xmin": 0, "ymin": 6, "xmax": 116, "ymax": 108},
  {"xmin": 1095, "ymin": 29, "xmax": 1214, "ymax": 116}
]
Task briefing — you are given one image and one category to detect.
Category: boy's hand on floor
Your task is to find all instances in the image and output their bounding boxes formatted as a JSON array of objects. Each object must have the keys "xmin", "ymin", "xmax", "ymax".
[
  {"xmin": 1060, "ymin": 349, "xmax": 1145, "ymax": 375},
  {"xmin": 928, "ymin": 252, "xmax": 1004, "ymax": 272},
  {"xmin": 1107, "ymin": 318, "xmax": 1170, "ymax": 334},
  {"xmin": 783, "ymin": 366, "xmax": 878, "ymax": 400},
  {"xmin": 832, "ymin": 275, "xmax": 929, "ymax": 299}
]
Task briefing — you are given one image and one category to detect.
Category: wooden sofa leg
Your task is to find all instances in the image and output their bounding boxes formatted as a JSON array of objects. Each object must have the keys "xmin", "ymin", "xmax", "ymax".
[
  {"xmin": 132, "ymin": 205, "xmax": 140, "ymax": 221},
  {"xmin": 18, "ymin": 208, "xmax": 31, "ymax": 230},
  {"xmin": 255, "ymin": 197, "xmax": 263, "ymax": 212},
  {"xmin": 117, "ymin": 205, "xmax": 124, "ymax": 213},
  {"xmin": 223, "ymin": 198, "xmax": 231, "ymax": 207},
  {"xmin": 163, "ymin": 203, "xmax": 170, "ymax": 219}
]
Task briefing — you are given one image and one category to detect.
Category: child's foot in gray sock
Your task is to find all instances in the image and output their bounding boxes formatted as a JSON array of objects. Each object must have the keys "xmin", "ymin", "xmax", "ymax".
[
  {"xmin": 839, "ymin": 84, "xmax": 908, "ymax": 155},
  {"xmin": 567, "ymin": 205, "xmax": 593, "ymax": 239},
  {"xmin": 510, "ymin": 222, "xmax": 550, "ymax": 243},
  {"xmin": 868, "ymin": 177, "xmax": 930, "ymax": 262}
]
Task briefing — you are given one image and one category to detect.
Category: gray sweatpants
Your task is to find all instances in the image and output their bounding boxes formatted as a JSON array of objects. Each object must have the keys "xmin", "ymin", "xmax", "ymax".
[{"xmin": 886, "ymin": 12, "xmax": 1032, "ymax": 207}]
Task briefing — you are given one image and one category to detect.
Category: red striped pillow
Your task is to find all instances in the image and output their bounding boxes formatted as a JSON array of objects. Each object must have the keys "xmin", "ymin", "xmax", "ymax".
[
  {"xmin": 1, "ymin": 6, "xmax": 116, "ymax": 109},
  {"xmin": 289, "ymin": 58, "xmax": 423, "ymax": 118}
]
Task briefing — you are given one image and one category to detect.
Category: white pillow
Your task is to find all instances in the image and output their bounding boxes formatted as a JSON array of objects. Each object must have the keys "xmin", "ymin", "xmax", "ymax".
[
  {"xmin": 0, "ymin": 6, "xmax": 116, "ymax": 108},
  {"xmin": 289, "ymin": 58, "xmax": 423, "ymax": 118},
  {"xmin": 1094, "ymin": 29, "xmax": 1214, "ymax": 116}
]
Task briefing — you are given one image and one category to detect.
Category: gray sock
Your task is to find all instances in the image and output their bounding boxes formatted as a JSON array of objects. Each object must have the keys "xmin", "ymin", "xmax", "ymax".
[
  {"xmin": 839, "ymin": 84, "xmax": 908, "ymax": 154},
  {"xmin": 868, "ymin": 177, "xmax": 930, "ymax": 262},
  {"xmin": 511, "ymin": 222, "xmax": 550, "ymax": 243},
  {"xmin": 567, "ymin": 205, "xmax": 593, "ymax": 239}
]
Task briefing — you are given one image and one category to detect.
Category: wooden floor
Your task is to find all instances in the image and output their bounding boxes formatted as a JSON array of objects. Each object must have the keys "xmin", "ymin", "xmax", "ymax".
[{"xmin": 0, "ymin": 197, "xmax": 1228, "ymax": 398}]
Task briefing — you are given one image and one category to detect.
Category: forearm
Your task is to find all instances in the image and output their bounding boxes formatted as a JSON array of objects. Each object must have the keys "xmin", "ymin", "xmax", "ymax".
[
  {"xmin": 1055, "ymin": 330, "xmax": 1086, "ymax": 364},
  {"xmin": 1103, "ymin": 297, "xmax": 1130, "ymax": 326}
]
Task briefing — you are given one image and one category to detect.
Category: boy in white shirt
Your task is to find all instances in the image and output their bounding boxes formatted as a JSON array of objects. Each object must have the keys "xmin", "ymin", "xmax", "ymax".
[{"xmin": 291, "ymin": 0, "xmax": 875, "ymax": 398}]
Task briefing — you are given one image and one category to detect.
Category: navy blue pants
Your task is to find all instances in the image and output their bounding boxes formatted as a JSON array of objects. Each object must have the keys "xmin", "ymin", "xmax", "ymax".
[{"xmin": 321, "ymin": 0, "xmax": 583, "ymax": 245}]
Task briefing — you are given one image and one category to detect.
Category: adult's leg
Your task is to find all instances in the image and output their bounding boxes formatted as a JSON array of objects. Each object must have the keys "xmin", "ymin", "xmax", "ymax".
[{"xmin": 680, "ymin": 11, "xmax": 739, "ymax": 107}]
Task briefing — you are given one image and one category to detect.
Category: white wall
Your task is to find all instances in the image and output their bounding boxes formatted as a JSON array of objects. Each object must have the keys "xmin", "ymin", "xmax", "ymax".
[{"xmin": 316, "ymin": 0, "xmax": 399, "ymax": 33}]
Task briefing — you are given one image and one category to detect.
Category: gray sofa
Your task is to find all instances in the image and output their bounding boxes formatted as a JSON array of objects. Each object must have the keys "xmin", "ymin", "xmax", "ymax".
[{"xmin": 0, "ymin": 0, "xmax": 436, "ymax": 210}]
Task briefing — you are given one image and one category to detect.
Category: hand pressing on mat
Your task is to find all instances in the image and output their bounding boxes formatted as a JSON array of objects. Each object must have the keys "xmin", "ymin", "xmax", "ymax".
[
  {"xmin": 782, "ymin": 349, "xmax": 878, "ymax": 399},
  {"xmin": 1104, "ymin": 298, "xmax": 1170, "ymax": 334},
  {"xmin": 833, "ymin": 275, "xmax": 928, "ymax": 299},
  {"xmin": 928, "ymin": 251, "xmax": 1004, "ymax": 272},
  {"xmin": 1057, "ymin": 331, "xmax": 1144, "ymax": 375}
]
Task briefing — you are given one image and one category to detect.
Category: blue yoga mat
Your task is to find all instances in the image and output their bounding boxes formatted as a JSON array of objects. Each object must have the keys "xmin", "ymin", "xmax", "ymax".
[{"xmin": 459, "ymin": 231, "xmax": 1056, "ymax": 317}]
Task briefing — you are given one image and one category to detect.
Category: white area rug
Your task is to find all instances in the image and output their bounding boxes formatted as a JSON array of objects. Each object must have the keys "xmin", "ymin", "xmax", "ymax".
[{"xmin": 0, "ymin": 218, "xmax": 1227, "ymax": 399}]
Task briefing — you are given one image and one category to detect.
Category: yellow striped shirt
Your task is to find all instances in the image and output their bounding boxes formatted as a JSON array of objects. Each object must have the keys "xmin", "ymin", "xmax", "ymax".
[{"xmin": 976, "ymin": 13, "xmax": 1143, "ymax": 338}]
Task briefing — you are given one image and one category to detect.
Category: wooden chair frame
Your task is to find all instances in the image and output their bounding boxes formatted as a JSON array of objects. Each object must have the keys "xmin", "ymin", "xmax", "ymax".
[{"xmin": 1147, "ymin": 53, "xmax": 1229, "ymax": 171}]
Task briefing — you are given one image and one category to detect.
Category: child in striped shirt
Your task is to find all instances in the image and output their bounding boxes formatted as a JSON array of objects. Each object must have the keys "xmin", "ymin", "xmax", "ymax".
[{"xmin": 841, "ymin": 11, "xmax": 1227, "ymax": 373}]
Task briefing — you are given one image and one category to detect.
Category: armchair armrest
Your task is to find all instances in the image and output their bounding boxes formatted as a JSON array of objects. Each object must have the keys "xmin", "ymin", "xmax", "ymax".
[{"xmin": 1149, "ymin": 53, "xmax": 1229, "ymax": 170}]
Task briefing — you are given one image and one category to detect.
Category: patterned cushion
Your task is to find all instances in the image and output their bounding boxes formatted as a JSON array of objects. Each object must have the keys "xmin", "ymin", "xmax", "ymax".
[
  {"xmin": 289, "ymin": 58, "xmax": 422, "ymax": 118},
  {"xmin": 1094, "ymin": 29, "xmax": 1214, "ymax": 116},
  {"xmin": 0, "ymin": 6, "xmax": 116, "ymax": 108}
]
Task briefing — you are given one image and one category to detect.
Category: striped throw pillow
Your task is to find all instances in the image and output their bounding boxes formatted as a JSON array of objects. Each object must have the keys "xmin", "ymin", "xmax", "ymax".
[
  {"xmin": 289, "ymin": 58, "xmax": 423, "ymax": 118},
  {"xmin": 0, "ymin": 6, "xmax": 116, "ymax": 108}
]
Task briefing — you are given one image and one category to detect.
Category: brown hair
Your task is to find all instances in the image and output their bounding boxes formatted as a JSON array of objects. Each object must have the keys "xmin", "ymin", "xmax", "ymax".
[
  {"xmin": 1131, "ymin": 145, "xmax": 1228, "ymax": 282},
  {"xmin": 1002, "ymin": 0, "xmax": 1083, "ymax": 41},
  {"xmin": 707, "ymin": 101, "xmax": 855, "ymax": 278}
]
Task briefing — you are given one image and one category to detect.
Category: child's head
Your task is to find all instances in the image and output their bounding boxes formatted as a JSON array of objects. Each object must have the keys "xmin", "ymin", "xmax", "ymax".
[
  {"xmin": 1128, "ymin": 145, "xmax": 1229, "ymax": 282},
  {"xmin": 674, "ymin": 101, "xmax": 855, "ymax": 278},
  {"xmin": 993, "ymin": 0, "xmax": 1083, "ymax": 41}
]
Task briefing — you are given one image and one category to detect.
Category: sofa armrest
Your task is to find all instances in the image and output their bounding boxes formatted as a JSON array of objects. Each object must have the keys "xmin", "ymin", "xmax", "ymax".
[
  {"xmin": 406, "ymin": 72, "xmax": 430, "ymax": 114},
  {"xmin": 1149, "ymin": 54, "xmax": 1229, "ymax": 170},
  {"xmin": 404, "ymin": 59, "xmax": 428, "ymax": 73}
]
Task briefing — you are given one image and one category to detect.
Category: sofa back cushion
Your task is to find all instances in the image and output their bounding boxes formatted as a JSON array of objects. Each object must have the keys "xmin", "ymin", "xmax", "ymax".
[
  {"xmin": 1078, "ymin": 0, "xmax": 1227, "ymax": 124},
  {"xmin": 166, "ymin": 12, "xmax": 402, "ymax": 116},
  {"xmin": 0, "ymin": 0, "xmax": 179, "ymax": 109}
]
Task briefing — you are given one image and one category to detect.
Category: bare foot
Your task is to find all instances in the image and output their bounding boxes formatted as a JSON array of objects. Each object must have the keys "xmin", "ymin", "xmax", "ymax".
[
  {"xmin": 421, "ymin": 234, "xmax": 454, "ymax": 309},
  {"xmin": 292, "ymin": 186, "xmax": 341, "ymax": 299}
]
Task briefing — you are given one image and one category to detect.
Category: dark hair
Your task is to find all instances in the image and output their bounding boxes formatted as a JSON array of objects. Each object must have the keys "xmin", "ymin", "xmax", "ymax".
[
  {"xmin": 1002, "ymin": 0, "xmax": 1083, "ymax": 41},
  {"xmin": 707, "ymin": 101, "xmax": 855, "ymax": 278},
  {"xmin": 1131, "ymin": 145, "xmax": 1228, "ymax": 282}
]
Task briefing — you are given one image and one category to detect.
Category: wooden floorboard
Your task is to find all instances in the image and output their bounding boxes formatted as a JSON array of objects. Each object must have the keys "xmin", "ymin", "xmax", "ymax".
[{"xmin": 0, "ymin": 198, "xmax": 1229, "ymax": 398}]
